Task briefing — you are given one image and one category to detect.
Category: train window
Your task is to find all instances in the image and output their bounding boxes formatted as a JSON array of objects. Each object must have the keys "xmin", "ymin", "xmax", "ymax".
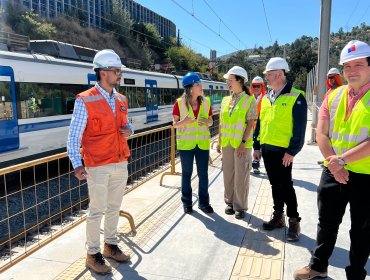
[
  {"xmin": 124, "ymin": 78, "xmax": 135, "ymax": 85},
  {"xmin": 0, "ymin": 81, "xmax": 13, "ymax": 121},
  {"xmin": 16, "ymin": 83, "xmax": 84, "ymax": 119}
]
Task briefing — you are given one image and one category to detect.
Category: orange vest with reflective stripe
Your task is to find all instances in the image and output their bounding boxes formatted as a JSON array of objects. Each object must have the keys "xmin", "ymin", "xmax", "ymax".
[{"xmin": 78, "ymin": 87, "xmax": 130, "ymax": 167}]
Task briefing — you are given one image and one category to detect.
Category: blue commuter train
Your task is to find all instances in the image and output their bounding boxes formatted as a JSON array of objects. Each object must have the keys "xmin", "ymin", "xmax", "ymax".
[{"xmin": 0, "ymin": 50, "xmax": 228, "ymax": 166}]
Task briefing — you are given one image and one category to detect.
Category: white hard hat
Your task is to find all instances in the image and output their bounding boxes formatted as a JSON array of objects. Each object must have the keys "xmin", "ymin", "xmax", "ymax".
[
  {"xmin": 263, "ymin": 57, "xmax": 290, "ymax": 74},
  {"xmin": 223, "ymin": 66, "xmax": 248, "ymax": 81},
  {"xmin": 327, "ymin": 68, "xmax": 340, "ymax": 76},
  {"xmin": 93, "ymin": 49, "xmax": 125, "ymax": 70},
  {"xmin": 339, "ymin": 40, "xmax": 370, "ymax": 65},
  {"xmin": 252, "ymin": 76, "xmax": 264, "ymax": 83}
]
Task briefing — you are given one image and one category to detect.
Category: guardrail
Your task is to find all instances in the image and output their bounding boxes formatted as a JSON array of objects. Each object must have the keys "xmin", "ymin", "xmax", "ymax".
[
  {"xmin": 0, "ymin": 112, "xmax": 220, "ymax": 272},
  {"xmin": 0, "ymin": 31, "xmax": 30, "ymax": 51}
]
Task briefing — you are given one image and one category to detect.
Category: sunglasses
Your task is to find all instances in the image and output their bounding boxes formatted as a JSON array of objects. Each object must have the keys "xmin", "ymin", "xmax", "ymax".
[
  {"xmin": 102, "ymin": 69, "xmax": 123, "ymax": 75},
  {"xmin": 252, "ymin": 85, "xmax": 261, "ymax": 88},
  {"xmin": 328, "ymin": 76, "xmax": 335, "ymax": 80}
]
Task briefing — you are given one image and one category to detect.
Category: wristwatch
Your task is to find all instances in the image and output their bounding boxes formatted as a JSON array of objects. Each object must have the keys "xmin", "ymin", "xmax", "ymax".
[
  {"xmin": 338, "ymin": 157, "xmax": 346, "ymax": 166},
  {"xmin": 241, "ymin": 139, "xmax": 246, "ymax": 143}
]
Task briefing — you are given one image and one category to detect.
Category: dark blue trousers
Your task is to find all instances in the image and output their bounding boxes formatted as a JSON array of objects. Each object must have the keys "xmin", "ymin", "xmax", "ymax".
[{"xmin": 179, "ymin": 146, "xmax": 210, "ymax": 209}]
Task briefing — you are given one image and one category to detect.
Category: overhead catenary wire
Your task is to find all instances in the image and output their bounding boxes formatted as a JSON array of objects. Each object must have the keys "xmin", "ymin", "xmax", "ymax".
[
  {"xmin": 356, "ymin": 3, "xmax": 370, "ymax": 25},
  {"xmin": 261, "ymin": 0, "xmax": 273, "ymax": 44},
  {"xmin": 170, "ymin": 0, "xmax": 240, "ymax": 51},
  {"xmin": 202, "ymin": 0, "xmax": 249, "ymax": 49},
  {"xmin": 345, "ymin": 0, "xmax": 361, "ymax": 30}
]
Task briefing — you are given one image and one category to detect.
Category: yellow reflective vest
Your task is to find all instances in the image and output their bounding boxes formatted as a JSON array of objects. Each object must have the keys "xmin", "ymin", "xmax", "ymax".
[
  {"xmin": 327, "ymin": 85, "xmax": 370, "ymax": 174},
  {"xmin": 259, "ymin": 87, "xmax": 303, "ymax": 148},
  {"xmin": 176, "ymin": 96, "xmax": 211, "ymax": 150},
  {"xmin": 220, "ymin": 93, "xmax": 254, "ymax": 149}
]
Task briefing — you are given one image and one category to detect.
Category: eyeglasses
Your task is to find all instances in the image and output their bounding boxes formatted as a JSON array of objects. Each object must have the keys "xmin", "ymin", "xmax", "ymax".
[
  {"xmin": 252, "ymin": 85, "xmax": 261, "ymax": 88},
  {"xmin": 226, "ymin": 79, "xmax": 237, "ymax": 83},
  {"xmin": 328, "ymin": 76, "xmax": 335, "ymax": 80},
  {"xmin": 102, "ymin": 69, "xmax": 123, "ymax": 75}
]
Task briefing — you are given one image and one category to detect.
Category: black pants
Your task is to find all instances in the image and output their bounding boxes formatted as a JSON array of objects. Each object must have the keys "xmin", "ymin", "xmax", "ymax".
[
  {"xmin": 309, "ymin": 167, "xmax": 370, "ymax": 280},
  {"xmin": 261, "ymin": 147, "xmax": 299, "ymax": 218}
]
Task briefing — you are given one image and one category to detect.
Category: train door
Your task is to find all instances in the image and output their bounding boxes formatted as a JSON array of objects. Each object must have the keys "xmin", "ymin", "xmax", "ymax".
[
  {"xmin": 87, "ymin": 73, "xmax": 96, "ymax": 88},
  {"xmin": 144, "ymin": 79, "xmax": 158, "ymax": 123},
  {"xmin": 208, "ymin": 85, "xmax": 214, "ymax": 104},
  {"xmin": 0, "ymin": 66, "xmax": 19, "ymax": 153}
]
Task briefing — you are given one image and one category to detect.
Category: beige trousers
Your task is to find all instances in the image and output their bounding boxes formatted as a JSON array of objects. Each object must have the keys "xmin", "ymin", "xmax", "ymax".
[
  {"xmin": 222, "ymin": 145, "xmax": 252, "ymax": 211},
  {"xmin": 85, "ymin": 161, "xmax": 128, "ymax": 254}
]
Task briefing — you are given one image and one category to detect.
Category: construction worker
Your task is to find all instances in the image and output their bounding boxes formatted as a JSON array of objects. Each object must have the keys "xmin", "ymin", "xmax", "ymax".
[
  {"xmin": 250, "ymin": 76, "xmax": 267, "ymax": 174},
  {"xmin": 67, "ymin": 49, "xmax": 133, "ymax": 275},
  {"xmin": 253, "ymin": 57, "xmax": 307, "ymax": 241},
  {"xmin": 172, "ymin": 72, "xmax": 214, "ymax": 214},
  {"xmin": 216, "ymin": 66, "xmax": 256, "ymax": 219},
  {"xmin": 322, "ymin": 67, "xmax": 343, "ymax": 101},
  {"xmin": 294, "ymin": 40, "xmax": 370, "ymax": 280}
]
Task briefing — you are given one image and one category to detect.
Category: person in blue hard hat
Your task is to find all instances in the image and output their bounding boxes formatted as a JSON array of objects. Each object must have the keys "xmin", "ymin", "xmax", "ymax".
[{"xmin": 172, "ymin": 72, "xmax": 214, "ymax": 214}]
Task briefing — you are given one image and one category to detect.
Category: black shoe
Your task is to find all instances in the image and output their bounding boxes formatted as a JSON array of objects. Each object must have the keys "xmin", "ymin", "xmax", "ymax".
[
  {"xmin": 225, "ymin": 205, "xmax": 235, "ymax": 215},
  {"xmin": 235, "ymin": 210, "xmax": 245, "ymax": 219},
  {"xmin": 184, "ymin": 206, "xmax": 193, "ymax": 214},
  {"xmin": 253, "ymin": 168, "xmax": 260, "ymax": 174},
  {"xmin": 262, "ymin": 211, "xmax": 286, "ymax": 230},
  {"xmin": 287, "ymin": 217, "xmax": 301, "ymax": 242},
  {"xmin": 199, "ymin": 205, "xmax": 214, "ymax": 214}
]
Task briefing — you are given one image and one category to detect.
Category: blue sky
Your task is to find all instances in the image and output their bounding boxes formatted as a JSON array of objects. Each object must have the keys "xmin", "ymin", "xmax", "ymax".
[{"xmin": 135, "ymin": 0, "xmax": 369, "ymax": 58}]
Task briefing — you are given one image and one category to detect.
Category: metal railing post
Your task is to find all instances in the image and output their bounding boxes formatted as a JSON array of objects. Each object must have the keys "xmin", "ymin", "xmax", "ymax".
[{"xmin": 160, "ymin": 126, "xmax": 181, "ymax": 186}]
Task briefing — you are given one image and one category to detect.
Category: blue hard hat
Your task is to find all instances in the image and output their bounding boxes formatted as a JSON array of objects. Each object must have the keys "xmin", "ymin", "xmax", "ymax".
[{"xmin": 182, "ymin": 72, "xmax": 201, "ymax": 88}]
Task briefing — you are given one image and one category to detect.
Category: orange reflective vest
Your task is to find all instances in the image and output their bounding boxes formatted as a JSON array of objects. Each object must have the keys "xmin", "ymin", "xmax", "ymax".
[{"xmin": 78, "ymin": 87, "xmax": 130, "ymax": 167}]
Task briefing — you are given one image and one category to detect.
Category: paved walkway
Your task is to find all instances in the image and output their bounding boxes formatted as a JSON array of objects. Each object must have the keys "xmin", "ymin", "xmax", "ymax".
[{"xmin": 1, "ymin": 121, "xmax": 369, "ymax": 280}]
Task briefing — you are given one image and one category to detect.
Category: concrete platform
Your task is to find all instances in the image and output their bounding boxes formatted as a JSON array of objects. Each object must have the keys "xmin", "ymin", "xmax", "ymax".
[{"xmin": 1, "ymin": 121, "xmax": 369, "ymax": 280}]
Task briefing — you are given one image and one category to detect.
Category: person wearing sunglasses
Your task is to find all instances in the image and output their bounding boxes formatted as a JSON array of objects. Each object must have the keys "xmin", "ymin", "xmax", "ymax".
[
  {"xmin": 172, "ymin": 72, "xmax": 214, "ymax": 215},
  {"xmin": 250, "ymin": 76, "xmax": 267, "ymax": 174},
  {"xmin": 216, "ymin": 66, "xmax": 256, "ymax": 219},
  {"xmin": 67, "ymin": 49, "xmax": 133, "ymax": 275},
  {"xmin": 322, "ymin": 67, "xmax": 343, "ymax": 101}
]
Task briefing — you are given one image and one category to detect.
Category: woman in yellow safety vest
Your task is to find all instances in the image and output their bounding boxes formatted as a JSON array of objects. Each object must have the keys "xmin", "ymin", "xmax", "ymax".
[
  {"xmin": 216, "ymin": 66, "xmax": 257, "ymax": 219},
  {"xmin": 172, "ymin": 72, "xmax": 214, "ymax": 214}
]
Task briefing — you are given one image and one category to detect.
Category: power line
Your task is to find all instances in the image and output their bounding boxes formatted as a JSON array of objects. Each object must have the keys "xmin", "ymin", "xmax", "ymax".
[
  {"xmin": 202, "ymin": 0, "xmax": 249, "ymax": 49},
  {"xmin": 357, "ymin": 3, "xmax": 370, "ymax": 25},
  {"xmin": 170, "ymin": 0, "xmax": 240, "ymax": 51},
  {"xmin": 345, "ymin": 0, "xmax": 361, "ymax": 30},
  {"xmin": 261, "ymin": 0, "xmax": 273, "ymax": 44}
]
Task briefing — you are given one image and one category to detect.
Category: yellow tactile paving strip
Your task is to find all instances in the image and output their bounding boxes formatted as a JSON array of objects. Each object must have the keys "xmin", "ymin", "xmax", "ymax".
[
  {"xmin": 231, "ymin": 180, "xmax": 286, "ymax": 280},
  {"xmin": 55, "ymin": 155, "xmax": 286, "ymax": 280}
]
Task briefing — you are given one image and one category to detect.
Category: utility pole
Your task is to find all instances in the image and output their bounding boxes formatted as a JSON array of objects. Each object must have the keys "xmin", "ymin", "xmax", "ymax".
[{"xmin": 310, "ymin": 0, "xmax": 331, "ymax": 143}]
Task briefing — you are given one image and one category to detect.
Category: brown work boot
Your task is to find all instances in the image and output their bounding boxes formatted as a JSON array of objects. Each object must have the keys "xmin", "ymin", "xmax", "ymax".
[
  {"xmin": 287, "ymin": 217, "xmax": 301, "ymax": 241},
  {"xmin": 103, "ymin": 243, "xmax": 130, "ymax": 262},
  {"xmin": 85, "ymin": 252, "xmax": 112, "ymax": 275},
  {"xmin": 293, "ymin": 266, "xmax": 328, "ymax": 279},
  {"xmin": 262, "ymin": 211, "xmax": 286, "ymax": 230}
]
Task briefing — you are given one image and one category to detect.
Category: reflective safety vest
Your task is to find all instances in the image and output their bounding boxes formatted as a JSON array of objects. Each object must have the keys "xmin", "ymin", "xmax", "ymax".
[
  {"xmin": 259, "ymin": 87, "xmax": 302, "ymax": 148},
  {"xmin": 326, "ymin": 85, "xmax": 370, "ymax": 174},
  {"xmin": 78, "ymin": 87, "xmax": 131, "ymax": 167},
  {"xmin": 176, "ymin": 96, "xmax": 211, "ymax": 150},
  {"xmin": 220, "ymin": 93, "xmax": 254, "ymax": 148}
]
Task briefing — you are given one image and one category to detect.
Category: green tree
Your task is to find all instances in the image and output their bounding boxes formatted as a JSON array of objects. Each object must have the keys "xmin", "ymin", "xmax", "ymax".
[{"xmin": 5, "ymin": 2, "xmax": 56, "ymax": 39}]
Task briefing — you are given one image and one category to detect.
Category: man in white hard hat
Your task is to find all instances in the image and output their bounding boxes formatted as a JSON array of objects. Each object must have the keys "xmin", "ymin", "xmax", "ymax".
[
  {"xmin": 253, "ymin": 57, "xmax": 307, "ymax": 241},
  {"xmin": 294, "ymin": 40, "xmax": 370, "ymax": 280},
  {"xmin": 67, "ymin": 49, "xmax": 133, "ymax": 274}
]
